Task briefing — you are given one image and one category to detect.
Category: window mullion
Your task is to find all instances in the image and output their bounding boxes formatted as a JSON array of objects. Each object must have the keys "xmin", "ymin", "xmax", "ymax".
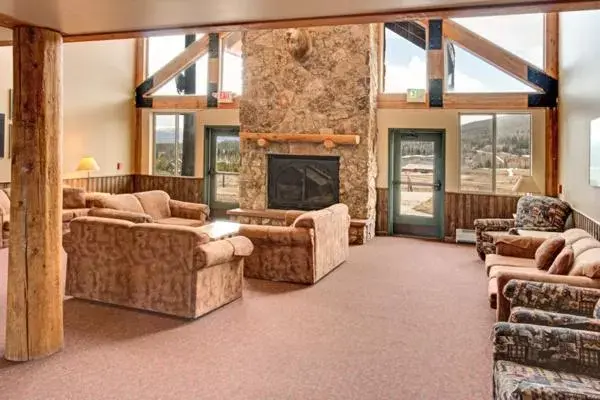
[
  {"xmin": 491, "ymin": 114, "xmax": 497, "ymax": 193},
  {"xmin": 175, "ymin": 113, "xmax": 180, "ymax": 177}
]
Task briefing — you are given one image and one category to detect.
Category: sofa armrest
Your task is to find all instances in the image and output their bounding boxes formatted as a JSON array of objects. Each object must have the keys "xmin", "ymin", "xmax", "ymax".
[
  {"xmin": 169, "ymin": 199, "xmax": 209, "ymax": 223},
  {"xmin": 62, "ymin": 231, "xmax": 74, "ymax": 253},
  {"xmin": 474, "ymin": 218, "xmax": 515, "ymax": 234},
  {"xmin": 509, "ymin": 307, "xmax": 600, "ymax": 332},
  {"xmin": 495, "ymin": 236, "xmax": 545, "ymax": 258},
  {"xmin": 238, "ymin": 224, "xmax": 313, "ymax": 246},
  {"xmin": 495, "ymin": 271, "xmax": 600, "ymax": 321},
  {"xmin": 193, "ymin": 235, "xmax": 253, "ymax": 269},
  {"xmin": 493, "ymin": 322, "xmax": 600, "ymax": 378},
  {"xmin": 88, "ymin": 208, "xmax": 153, "ymax": 223},
  {"xmin": 504, "ymin": 279, "xmax": 600, "ymax": 317}
]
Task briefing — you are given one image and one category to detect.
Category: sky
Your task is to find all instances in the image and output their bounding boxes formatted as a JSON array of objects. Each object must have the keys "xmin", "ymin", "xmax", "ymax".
[{"xmin": 384, "ymin": 13, "xmax": 544, "ymax": 93}]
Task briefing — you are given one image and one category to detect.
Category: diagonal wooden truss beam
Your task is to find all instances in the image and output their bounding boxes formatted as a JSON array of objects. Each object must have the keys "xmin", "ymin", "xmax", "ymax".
[
  {"xmin": 136, "ymin": 34, "xmax": 209, "ymax": 99},
  {"xmin": 443, "ymin": 19, "xmax": 551, "ymax": 93}
]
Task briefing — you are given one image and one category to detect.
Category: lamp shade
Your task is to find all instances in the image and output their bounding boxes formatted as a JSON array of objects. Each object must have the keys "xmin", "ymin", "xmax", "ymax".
[
  {"xmin": 512, "ymin": 175, "xmax": 540, "ymax": 194},
  {"xmin": 76, "ymin": 157, "xmax": 100, "ymax": 172}
]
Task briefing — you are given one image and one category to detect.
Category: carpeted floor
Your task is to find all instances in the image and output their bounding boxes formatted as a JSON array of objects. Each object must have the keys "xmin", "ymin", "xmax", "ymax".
[{"xmin": 0, "ymin": 237, "xmax": 494, "ymax": 399}]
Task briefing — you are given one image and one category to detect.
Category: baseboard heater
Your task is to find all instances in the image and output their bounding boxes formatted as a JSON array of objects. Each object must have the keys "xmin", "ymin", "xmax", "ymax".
[{"xmin": 455, "ymin": 229, "xmax": 476, "ymax": 244}]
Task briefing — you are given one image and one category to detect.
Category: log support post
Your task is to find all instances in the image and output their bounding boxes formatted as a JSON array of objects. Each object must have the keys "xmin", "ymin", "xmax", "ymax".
[
  {"xmin": 544, "ymin": 12, "xmax": 559, "ymax": 196},
  {"xmin": 5, "ymin": 26, "xmax": 64, "ymax": 361}
]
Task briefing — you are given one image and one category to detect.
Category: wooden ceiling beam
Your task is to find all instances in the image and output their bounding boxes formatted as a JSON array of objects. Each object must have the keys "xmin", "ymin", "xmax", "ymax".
[
  {"xmin": 0, "ymin": 0, "xmax": 597, "ymax": 43},
  {"xmin": 136, "ymin": 34, "xmax": 209, "ymax": 98},
  {"xmin": 443, "ymin": 19, "xmax": 546, "ymax": 92}
]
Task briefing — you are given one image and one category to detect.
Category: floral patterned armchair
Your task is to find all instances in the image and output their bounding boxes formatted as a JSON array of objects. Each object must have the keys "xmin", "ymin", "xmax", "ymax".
[
  {"xmin": 474, "ymin": 195, "xmax": 572, "ymax": 260},
  {"xmin": 492, "ymin": 322, "xmax": 600, "ymax": 399},
  {"xmin": 504, "ymin": 280, "xmax": 600, "ymax": 332}
]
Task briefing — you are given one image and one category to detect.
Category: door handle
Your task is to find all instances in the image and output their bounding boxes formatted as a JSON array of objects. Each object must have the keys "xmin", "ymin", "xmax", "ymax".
[{"xmin": 433, "ymin": 179, "xmax": 442, "ymax": 191}]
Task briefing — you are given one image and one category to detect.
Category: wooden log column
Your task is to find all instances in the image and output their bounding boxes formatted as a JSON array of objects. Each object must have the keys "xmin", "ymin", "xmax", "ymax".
[
  {"xmin": 544, "ymin": 13, "xmax": 559, "ymax": 197},
  {"xmin": 5, "ymin": 26, "xmax": 64, "ymax": 361}
]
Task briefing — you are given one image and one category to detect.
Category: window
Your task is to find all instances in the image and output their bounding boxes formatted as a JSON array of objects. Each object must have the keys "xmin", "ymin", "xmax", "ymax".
[
  {"xmin": 460, "ymin": 113, "xmax": 532, "ymax": 194},
  {"xmin": 147, "ymin": 34, "xmax": 208, "ymax": 95},
  {"xmin": 221, "ymin": 32, "xmax": 243, "ymax": 95},
  {"xmin": 383, "ymin": 24, "xmax": 427, "ymax": 93},
  {"xmin": 451, "ymin": 14, "xmax": 544, "ymax": 69},
  {"xmin": 153, "ymin": 113, "xmax": 196, "ymax": 176},
  {"xmin": 447, "ymin": 43, "xmax": 536, "ymax": 93}
]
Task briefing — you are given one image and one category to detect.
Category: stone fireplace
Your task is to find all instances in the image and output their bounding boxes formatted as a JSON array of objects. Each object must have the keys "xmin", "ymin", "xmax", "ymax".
[
  {"xmin": 267, "ymin": 154, "xmax": 340, "ymax": 211},
  {"xmin": 237, "ymin": 25, "xmax": 379, "ymax": 242}
]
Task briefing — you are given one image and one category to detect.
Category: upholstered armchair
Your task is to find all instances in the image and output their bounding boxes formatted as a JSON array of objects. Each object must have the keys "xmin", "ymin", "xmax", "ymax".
[
  {"xmin": 238, "ymin": 204, "xmax": 350, "ymax": 284},
  {"xmin": 492, "ymin": 322, "xmax": 600, "ymax": 398},
  {"xmin": 503, "ymin": 280, "xmax": 600, "ymax": 332},
  {"xmin": 474, "ymin": 195, "xmax": 572, "ymax": 260}
]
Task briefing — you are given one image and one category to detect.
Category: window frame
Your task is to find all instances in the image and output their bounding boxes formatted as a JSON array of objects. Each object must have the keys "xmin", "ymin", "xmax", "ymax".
[
  {"xmin": 151, "ymin": 111, "xmax": 195, "ymax": 176},
  {"xmin": 458, "ymin": 112, "xmax": 533, "ymax": 195}
]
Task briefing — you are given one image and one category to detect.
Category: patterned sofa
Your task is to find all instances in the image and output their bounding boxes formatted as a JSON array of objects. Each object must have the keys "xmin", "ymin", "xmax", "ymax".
[
  {"xmin": 63, "ymin": 216, "xmax": 253, "ymax": 318},
  {"xmin": 474, "ymin": 195, "xmax": 572, "ymax": 260},
  {"xmin": 93, "ymin": 190, "xmax": 210, "ymax": 227},
  {"xmin": 486, "ymin": 228, "xmax": 600, "ymax": 321},
  {"xmin": 238, "ymin": 204, "xmax": 350, "ymax": 284}
]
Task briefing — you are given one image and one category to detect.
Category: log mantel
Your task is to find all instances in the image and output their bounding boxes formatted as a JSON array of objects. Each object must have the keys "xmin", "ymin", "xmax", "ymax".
[{"xmin": 239, "ymin": 132, "xmax": 360, "ymax": 149}]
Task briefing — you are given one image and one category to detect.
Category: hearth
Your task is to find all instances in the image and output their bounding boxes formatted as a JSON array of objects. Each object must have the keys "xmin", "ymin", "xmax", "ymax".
[{"xmin": 267, "ymin": 154, "xmax": 340, "ymax": 210}]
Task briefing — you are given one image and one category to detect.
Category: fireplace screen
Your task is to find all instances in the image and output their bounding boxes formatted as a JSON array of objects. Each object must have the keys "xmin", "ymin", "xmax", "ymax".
[{"xmin": 267, "ymin": 154, "xmax": 340, "ymax": 210}]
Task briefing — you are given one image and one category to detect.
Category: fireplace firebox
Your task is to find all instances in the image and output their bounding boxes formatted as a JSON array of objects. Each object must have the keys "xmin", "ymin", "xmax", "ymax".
[{"xmin": 267, "ymin": 154, "xmax": 340, "ymax": 210}]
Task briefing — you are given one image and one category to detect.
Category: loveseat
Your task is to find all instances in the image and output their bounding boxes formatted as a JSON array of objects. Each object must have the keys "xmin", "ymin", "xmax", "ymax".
[
  {"xmin": 238, "ymin": 204, "xmax": 350, "ymax": 284},
  {"xmin": 486, "ymin": 228, "xmax": 600, "ymax": 321},
  {"xmin": 93, "ymin": 190, "xmax": 210, "ymax": 227},
  {"xmin": 63, "ymin": 216, "xmax": 253, "ymax": 318},
  {"xmin": 474, "ymin": 195, "xmax": 572, "ymax": 260}
]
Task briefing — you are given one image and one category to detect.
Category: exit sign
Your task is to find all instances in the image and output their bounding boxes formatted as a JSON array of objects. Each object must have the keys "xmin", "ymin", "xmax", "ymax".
[
  {"xmin": 407, "ymin": 88, "xmax": 426, "ymax": 103},
  {"xmin": 217, "ymin": 91, "xmax": 234, "ymax": 104}
]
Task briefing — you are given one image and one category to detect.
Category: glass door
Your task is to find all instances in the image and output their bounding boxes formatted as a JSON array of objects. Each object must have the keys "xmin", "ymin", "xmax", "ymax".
[
  {"xmin": 204, "ymin": 126, "xmax": 240, "ymax": 217},
  {"xmin": 390, "ymin": 129, "xmax": 445, "ymax": 238}
]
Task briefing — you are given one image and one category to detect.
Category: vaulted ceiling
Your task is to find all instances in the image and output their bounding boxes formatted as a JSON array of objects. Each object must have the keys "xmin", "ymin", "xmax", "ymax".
[{"xmin": 0, "ymin": 0, "xmax": 595, "ymax": 38}]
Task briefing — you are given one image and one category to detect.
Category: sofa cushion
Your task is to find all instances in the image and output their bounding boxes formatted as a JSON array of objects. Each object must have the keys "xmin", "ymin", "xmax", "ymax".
[
  {"xmin": 548, "ymin": 245, "xmax": 574, "ymax": 275},
  {"xmin": 494, "ymin": 235, "xmax": 545, "ymax": 258},
  {"xmin": 100, "ymin": 194, "xmax": 145, "ymax": 214},
  {"xmin": 570, "ymin": 247, "xmax": 600, "ymax": 278},
  {"xmin": 156, "ymin": 217, "xmax": 205, "ymax": 228},
  {"xmin": 0, "ymin": 189, "xmax": 10, "ymax": 215},
  {"xmin": 514, "ymin": 195, "xmax": 572, "ymax": 231},
  {"xmin": 494, "ymin": 360, "xmax": 600, "ymax": 399},
  {"xmin": 84, "ymin": 192, "xmax": 111, "ymax": 208},
  {"xmin": 562, "ymin": 228, "xmax": 592, "ymax": 245},
  {"xmin": 485, "ymin": 254, "xmax": 537, "ymax": 276},
  {"xmin": 134, "ymin": 190, "xmax": 171, "ymax": 220},
  {"xmin": 488, "ymin": 265, "xmax": 546, "ymax": 280},
  {"xmin": 571, "ymin": 237, "xmax": 600, "ymax": 257},
  {"xmin": 63, "ymin": 187, "xmax": 87, "ymax": 209},
  {"xmin": 62, "ymin": 210, "xmax": 75, "ymax": 222},
  {"xmin": 534, "ymin": 236, "xmax": 565, "ymax": 270}
]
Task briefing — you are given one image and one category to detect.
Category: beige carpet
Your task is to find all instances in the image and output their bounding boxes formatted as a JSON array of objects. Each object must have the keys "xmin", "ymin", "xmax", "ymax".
[{"xmin": 0, "ymin": 237, "xmax": 495, "ymax": 399}]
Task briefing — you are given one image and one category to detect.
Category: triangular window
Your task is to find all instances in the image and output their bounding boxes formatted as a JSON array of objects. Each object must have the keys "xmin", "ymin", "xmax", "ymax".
[
  {"xmin": 384, "ymin": 25, "xmax": 427, "ymax": 93},
  {"xmin": 451, "ymin": 14, "xmax": 544, "ymax": 69},
  {"xmin": 447, "ymin": 42, "xmax": 537, "ymax": 93},
  {"xmin": 147, "ymin": 34, "xmax": 208, "ymax": 95}
]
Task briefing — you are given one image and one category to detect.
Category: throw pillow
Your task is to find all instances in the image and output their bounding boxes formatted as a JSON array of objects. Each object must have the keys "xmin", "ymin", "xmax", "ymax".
[
  {"xmin": 534, "ymin": 236, "xmax": 565, "ymax": 270},
  {"xmin": 548, "ymin": 245, "xmax": 574, "ymax": 275}
]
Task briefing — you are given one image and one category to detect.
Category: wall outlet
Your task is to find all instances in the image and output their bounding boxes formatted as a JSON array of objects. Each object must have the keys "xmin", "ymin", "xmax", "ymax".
[{"xmin": 117, "ymin": 162, "xmax": 122, "ymax": 170}]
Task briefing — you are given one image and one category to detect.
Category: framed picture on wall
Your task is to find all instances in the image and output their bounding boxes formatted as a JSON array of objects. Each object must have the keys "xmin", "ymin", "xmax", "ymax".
[{"xmin": 590, "ymin": 117, "xmax": 600, "ymax": 187}]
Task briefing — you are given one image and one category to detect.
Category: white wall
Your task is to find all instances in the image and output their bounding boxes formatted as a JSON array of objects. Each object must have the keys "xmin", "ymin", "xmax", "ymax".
[
  {"xmin": 559, "ymin": 10, "xmax": 600, "ymax": 221},
  {"xmin": 0, "ymin": 39, "xmax": 135, "ymax": 181}
]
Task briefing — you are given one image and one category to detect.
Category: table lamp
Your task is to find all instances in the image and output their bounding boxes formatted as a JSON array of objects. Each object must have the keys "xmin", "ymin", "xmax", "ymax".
[
  {"xmin": 512, "ymin": 175, "xmax": 540, "ymax": 196},
  {"xmin": 76, "ymin": 157, "xmax": 100, "ymax": 190}
]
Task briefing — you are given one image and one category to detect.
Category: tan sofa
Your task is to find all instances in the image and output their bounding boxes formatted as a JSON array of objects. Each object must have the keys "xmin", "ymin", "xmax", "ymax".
[
  {"xmin": 0, "ymin": 187, "xmax": 110, "ymax": 246},
  {"xmin": 238, "ymin": 204, "xmax": 350, "ymax": 284},
  {"xmin": 486, "ymin": 228, "xmax": 600, "ymax": 321},
  {"xmin": 63, "ymin": 216, "xmax": 253, "ymax": 318},
  {"xmin": 93, "ymin": 190, "xmax": 209, "ymax": 227}
]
